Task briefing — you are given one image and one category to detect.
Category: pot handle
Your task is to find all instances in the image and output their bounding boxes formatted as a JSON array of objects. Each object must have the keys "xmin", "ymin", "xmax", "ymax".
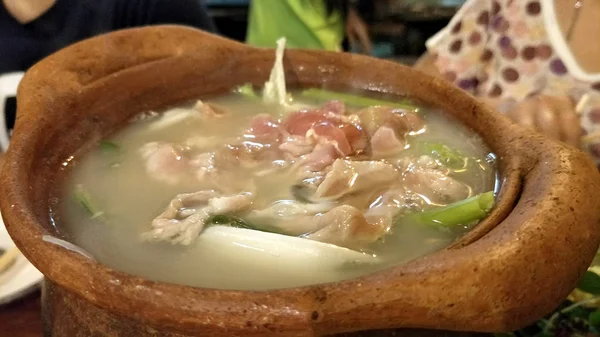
[{"xmin": 0, "ymin": 72, "xmax": 23, "ymax": 152}]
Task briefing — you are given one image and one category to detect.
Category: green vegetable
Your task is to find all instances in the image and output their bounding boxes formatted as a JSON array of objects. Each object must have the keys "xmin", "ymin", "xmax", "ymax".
[
  {"xmin": 589, "ymin": 310, "xmax": 600, "ymax": 328},
  {"xmin": 99, "ymin": 140, "xmax": 120, "ymax": 153},
  {"xmin": 73, "ymin": 185, "xmax": 104, "ymax": 220},
  {"xmin": 498, "ymin": 288, "xmax": 600, "ymax": 336},
  {"xmin": 423, "ymin": 143, "xmax": 467, "ymax": 169},
  {"xmin": 290, "ymin": 184, "xmax": 315, "ymax": 204},
  {"xmin": 206, "ymin": 215, "xmax": 254, "ymax": 230},
  {"xmin": 568, "ymin": 305, "xmax": 594, "ymax": 320},
  {"xmin": 235, "ymin": 83, "xmax": 258, "ymax": 98},
  {"xmin": 407, "ymin": 191, "xmax": 495, "ymax": 227},
  {"xmin": 299, "ymin": 88, "xmax": 417, "ymax": 110},
  {"xmin": 98, "ymin": 140, "xmax": 122, "ymax": 167},
  {"xmin": 540, "ymin": 297, "xmax": 600, "ymax": 336},
  {"xmin": 206, "ymin": 214, "xmax": 286, "ymax": 235},
  {"xmin": 578, "ymin": 271, "xmax": 600, "ymax": 295}
]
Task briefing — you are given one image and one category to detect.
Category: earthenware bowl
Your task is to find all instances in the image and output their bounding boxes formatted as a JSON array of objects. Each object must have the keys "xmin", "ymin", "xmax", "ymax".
[{"xmin": 2, "ymin": 26, "xmax": 600, "ymax": 337}]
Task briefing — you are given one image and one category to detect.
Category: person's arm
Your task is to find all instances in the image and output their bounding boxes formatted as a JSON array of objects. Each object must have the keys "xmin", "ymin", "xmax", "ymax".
[
  {"xmin": 413, "ymin": 52, "xmax": 443, "ymax": 79},
  {"xmin": 3, "ymin": 0, "xmax": 56, "ymax": 24},
  {"xmin": 414, "ymin": 51, "xmax": 582, "ymax": 146},
  {"xmin": 502, "ymin": 95, "xmax": 582, "ymax": 147},
  {"xmin": 345, "ymin": 2, "xmax": 372, "ymax": 54},
  {"xmin": 414, "ymin": 2, "xmax": 585, "ymax": 148}
]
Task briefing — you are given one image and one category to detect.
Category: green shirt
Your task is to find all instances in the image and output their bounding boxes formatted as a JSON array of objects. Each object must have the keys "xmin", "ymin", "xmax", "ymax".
[{"xmin": 246, "ymin": 0, "xmax": 344, "ymax": 51}]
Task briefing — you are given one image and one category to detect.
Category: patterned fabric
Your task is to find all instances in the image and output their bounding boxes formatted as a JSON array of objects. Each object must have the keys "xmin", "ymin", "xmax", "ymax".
[{"xmin": 426, "ymin": 0, "xmax": 600, "ymax": 164}]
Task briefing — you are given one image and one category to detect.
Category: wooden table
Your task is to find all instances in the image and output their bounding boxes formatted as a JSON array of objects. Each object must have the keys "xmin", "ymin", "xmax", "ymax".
[{"xmin": 0, "ymin": 290, "xmax": 42, "ymax": 336}]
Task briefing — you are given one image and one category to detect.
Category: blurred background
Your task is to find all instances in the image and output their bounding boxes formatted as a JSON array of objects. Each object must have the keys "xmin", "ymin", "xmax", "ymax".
[{"xmin": 207, "ymin": 0, "xmax": 466, "ymax": 65}]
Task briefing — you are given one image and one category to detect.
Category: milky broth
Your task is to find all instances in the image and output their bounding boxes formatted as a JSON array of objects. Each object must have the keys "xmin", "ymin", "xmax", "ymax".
[{"xmin": 55, "ymin": 91, "xmax": 497, "ymax": 290}]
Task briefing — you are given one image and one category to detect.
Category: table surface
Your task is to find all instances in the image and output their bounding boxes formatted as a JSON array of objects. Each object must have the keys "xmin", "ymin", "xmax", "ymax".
[{"xmin": 0, "ymin": 290, "xmax": 42, "ymax": 336}]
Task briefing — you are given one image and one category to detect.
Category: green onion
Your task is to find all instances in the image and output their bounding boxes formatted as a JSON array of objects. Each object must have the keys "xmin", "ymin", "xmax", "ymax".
[
  {"xmin": 407, "ymin": 191, "xmax": 495, "ymax": 227},
  {"xmin": 206, "ymin": 214, "xmax": 286, "ymax": 235},
  {"xmin": 589, "ymin": 310, "xmax": 600, "ymax": 328},
  {"xmin": 73, "ymin": 185, "xmax": 104, "ymax": 220},
  {"xmin": 235, "ymin": 83, "xmax": 258, "ymax": 98},
  {"xmin": 422, "ymin": 142, "xmax": 467, "ymax": 169},
  {"xmin": 99, "ymin": 140, "xmax": 120, "ymax": 153},
  {"xmin": 299, "ymin": 88, "xmax": 417, "ymax": 110},
  {"xmin": 206, "ymin": 215, "xmax": 254, "ymax": 230},
  {"xmin": 578, "ymin": 271, "xmax": 600, "ymax": 295},
  {"xmin": 98, "ymin": 140, "xmax": 122, "ymax": 167}
]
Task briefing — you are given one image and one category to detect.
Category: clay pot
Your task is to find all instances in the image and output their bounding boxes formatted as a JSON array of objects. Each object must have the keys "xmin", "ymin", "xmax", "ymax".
[{"xmin": 2, "ymin": 26, "xmax": 600, "ymax": 337}]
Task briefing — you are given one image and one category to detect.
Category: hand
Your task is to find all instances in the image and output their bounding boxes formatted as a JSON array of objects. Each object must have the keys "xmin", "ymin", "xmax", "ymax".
[
  {"xmin": 499, "ymin": 95, "xmax": 582, "ymax": 147},
  {"xmin": 346, "ymin": 8, "xmax": 373, "ymax": 55}
]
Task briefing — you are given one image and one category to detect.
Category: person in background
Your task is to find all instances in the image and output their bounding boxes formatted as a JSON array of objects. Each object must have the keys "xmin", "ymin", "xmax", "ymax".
[
  {"xmin": 0, "ymin": 0, "xmax": 216, "ymax": 138},
  {"xmin": 414, "ymin": 0, "xmax": 600, "ymax": 166},
  {"xmin": 246, "ymin": 0, "xmax": 373, "ymax": 54},
  {"xmin": 415, "ymin": 0, "xmax": 600, "ymax": 334},
  {"xmin": 0, "ymin": 0, "xmax": 217, "ymax": 73}
]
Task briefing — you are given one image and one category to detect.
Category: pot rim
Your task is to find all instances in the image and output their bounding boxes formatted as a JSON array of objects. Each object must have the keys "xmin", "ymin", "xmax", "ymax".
[{"xmin": 2, "ymin": 26, "xmax": 599, "ymax": 336}]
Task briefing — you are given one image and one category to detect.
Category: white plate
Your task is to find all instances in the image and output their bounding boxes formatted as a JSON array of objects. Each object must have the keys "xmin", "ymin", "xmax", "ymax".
[{"xmin": 0, "ymin": 212, "xmax": 43, "ymax": 305}]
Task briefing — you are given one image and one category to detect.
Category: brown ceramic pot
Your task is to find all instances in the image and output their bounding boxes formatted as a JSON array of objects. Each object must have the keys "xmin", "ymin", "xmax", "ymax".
[{"xmin": 2, "ymin": 26, "xmax": 600, "ymax": 337}]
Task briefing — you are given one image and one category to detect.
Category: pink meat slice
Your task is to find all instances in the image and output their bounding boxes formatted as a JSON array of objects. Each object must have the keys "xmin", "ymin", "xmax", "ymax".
[
  {"xmin": 304, "ymin": 143, "xmax": 341, "ymax": 172},
  {"xmin": 370, "ymin": 126, "xmax": 406, "ymax": 156},
  {"xmin": 306, "ymin": 205, "xmax": 390, "ymax": 249},
  {"xmin": 311, "ymin": 121, "xmax": 353, "ymax": 156},
  {"xmin": 141, "ymin": 142, "xmax": 189, "ymax": 184}
]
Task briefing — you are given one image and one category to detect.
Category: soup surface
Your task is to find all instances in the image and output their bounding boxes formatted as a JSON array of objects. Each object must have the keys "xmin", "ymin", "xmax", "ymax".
[{"xmin": 54, "ymin": 88, "xmax": 496, "ymax": 290}]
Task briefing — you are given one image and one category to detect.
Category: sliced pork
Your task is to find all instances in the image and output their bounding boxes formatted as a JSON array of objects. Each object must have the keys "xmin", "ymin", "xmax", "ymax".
[
  {"xmin": 306, "ymin": 205, "xmax": 390, "ymax": 249},
  {"xmin": 246, "ymin": 201, "xmax": 335, "ymax": 236},
  {"xmin": 313, "ymin": 159, "xmax": 400, "ymax": 199},
  {"xmin": 142, "ymin": 191, "xmax": 254, "ymax": 245},
  {"xmin": 139, "ymin": 100, "xmax": 479, "ymax": 251},
  {"xmin": 405, "ymin": 169, "xmax": 470, "ymax": 204},
  {"xmin": 193, "ymin": 100, "xmax": 228, "ymax": 119},
  {"xmin": 371, "ymin": 126, "xmax": 406, "ymax": 157},
  {"xmin": 140, "ymin": 142, "xmax": 190, "ymax": 185},
  {"xmin": 399, "ymin": 155, "xmax": 470, "ymax": 204}
]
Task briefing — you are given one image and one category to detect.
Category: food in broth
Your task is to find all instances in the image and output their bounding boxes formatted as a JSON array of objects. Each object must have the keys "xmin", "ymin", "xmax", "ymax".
[{"xmin": 54, "ymin": 39, "xmax": 497, "ymax": 290}]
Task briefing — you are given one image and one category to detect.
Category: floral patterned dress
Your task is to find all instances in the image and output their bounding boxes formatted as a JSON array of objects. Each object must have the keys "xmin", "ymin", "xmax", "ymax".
[{"xmin": 426, "ymin": 0, "xmax": 600, "ymax": 166}]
